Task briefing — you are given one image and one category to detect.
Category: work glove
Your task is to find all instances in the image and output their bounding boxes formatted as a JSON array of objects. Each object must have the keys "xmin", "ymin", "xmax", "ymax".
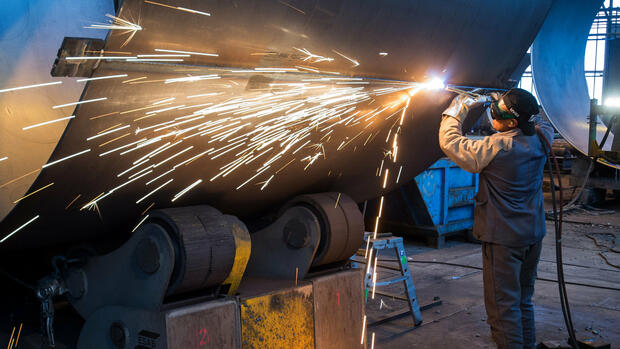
[
  {"xmin": 442, "ymin": 94, "xmax": 491, "ymax": 122},
  {"xmin": 488, "ymin": 91, "xmax": 501, "ymax": 101}
]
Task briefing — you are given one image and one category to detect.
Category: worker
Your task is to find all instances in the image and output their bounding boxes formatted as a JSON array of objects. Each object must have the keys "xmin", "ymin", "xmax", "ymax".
[{"xmin": 438, "ymin": 88, "xmax": 554, "ymax": 349}]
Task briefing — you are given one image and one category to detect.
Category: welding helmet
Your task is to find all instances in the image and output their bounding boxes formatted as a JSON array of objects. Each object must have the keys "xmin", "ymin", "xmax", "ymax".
[
  {"xmin": 490, "ymin": 101, "xmax": 516, "ymax": 120},
  {"xmin": 490, "ymin": 88, "xmax": 539, "ymax": 135}
]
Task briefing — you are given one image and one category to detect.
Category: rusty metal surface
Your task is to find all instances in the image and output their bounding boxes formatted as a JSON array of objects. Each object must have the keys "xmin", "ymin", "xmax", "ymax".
[
  {"xmin": 311, "ymin": 268, "xmax": 365, "ymax": 349},
  {"xmin": 165, "ymin": 299, "xmax": 240, "ymax": 349},
  {"xmin": 239, "ymin": 283, "xmax": 314, "ymax": 349},
  {"xmin": 0, "ymin": 0, "xmax": 554, "ymax": 250}
]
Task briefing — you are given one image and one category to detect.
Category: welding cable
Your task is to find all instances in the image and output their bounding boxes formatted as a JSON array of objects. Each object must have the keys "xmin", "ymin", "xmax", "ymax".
[
  {"xmin": 363, "ymin": 257, "xmax": 620, "ymax": 292},
  {"xmin": 544, "ymin": 159, "xmax": 593, "ymax": 215},
  {"xmin": 538, "ymin": 129, "xmax": 574, "ymax": 345},
  {"xmin": 562, "ymin": 159, "xmax": 592, "ymax": 209},
  {"xmin": 537, "ymin": 127, "xmax": 578, "ymax": 348}
]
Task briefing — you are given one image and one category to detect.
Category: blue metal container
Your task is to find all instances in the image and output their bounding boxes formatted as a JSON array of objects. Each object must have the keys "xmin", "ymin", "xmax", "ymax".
[
  {"xmin": 374, "ymin": 157, "xmax": 478, "ymax": 248},
  {"xmin": 413, "ymin": 158, "xmax": 478, "ymax": 231}
]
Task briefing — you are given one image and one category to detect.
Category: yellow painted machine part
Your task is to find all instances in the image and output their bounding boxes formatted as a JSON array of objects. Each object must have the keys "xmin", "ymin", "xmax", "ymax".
[
  {"xmin": 240, "ymin": 284, "xmax": 315, "ymax": 349},
  {"xmin": 224, "ymin": 220, "xmax": 252, "ymax": 295}
]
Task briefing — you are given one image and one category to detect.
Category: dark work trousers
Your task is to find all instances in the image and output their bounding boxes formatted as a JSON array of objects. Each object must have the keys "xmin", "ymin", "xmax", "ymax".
[{"xmin": 482, "ymin": 241, "xmax": 543, "ymax": 349}]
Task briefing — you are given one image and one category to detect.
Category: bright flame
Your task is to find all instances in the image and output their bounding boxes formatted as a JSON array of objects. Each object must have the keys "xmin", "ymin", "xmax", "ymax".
[
  {"xmin": 423, "ymin": 77, "xmax": 446, "ymax": 90},
  {"xmin": 407, "ymin": 87, "xmax": 421, "ymax": 97}
]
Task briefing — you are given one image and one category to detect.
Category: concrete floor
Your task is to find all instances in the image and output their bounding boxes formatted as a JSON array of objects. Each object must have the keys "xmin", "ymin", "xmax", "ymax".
[{"xmin": 365, "ymin": 198, "xmax": 620, "ymax": 348}]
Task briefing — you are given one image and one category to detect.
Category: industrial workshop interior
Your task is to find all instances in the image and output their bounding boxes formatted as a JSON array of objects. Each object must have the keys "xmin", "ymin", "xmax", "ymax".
[{"xmin": 1, "ymin": 0, "xmax": 620, "ymax": 348}]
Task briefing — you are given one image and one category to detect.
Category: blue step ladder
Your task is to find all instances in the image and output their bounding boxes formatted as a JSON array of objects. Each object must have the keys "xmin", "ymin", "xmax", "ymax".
[{"xmin": 362, "ymin": 234, "xmax": 423, "ymax": 326}]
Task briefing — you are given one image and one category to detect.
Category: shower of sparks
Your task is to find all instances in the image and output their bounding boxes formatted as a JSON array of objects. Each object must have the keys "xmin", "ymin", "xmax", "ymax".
[
  {"xmin": 22, "ymin": 115, "xmax": 75, "ymax": 130},
  {"xmin": 364, "ymin": 235, "xmax": 371, "ymax": 259},
  {"xmin": 171, "ymin": 179, "xmax": 202, "ymax": 202},
  {"xmin": 97, "ymin": 123, "xmax": 122, "ymax": 134},
  {"xmin": 0, "ymin": 215, "xmax": 39, "ymax": 243},
  {"xmin": 0, "ymin": 81, "xmax": 62, "ymax": 94},
  {"xmin": 145, "ymin": 0, "xmax": 211, "ymax": 16},
  {"xmin": 361, "ymin": 315, "xmax": 367, "ymax": 344},
  {"xmin": 14, "ymin": 323, "xmax": 23, "ymax": 348},
  {"xmin": 65, "ymin": 194, "xmax": 81, "ymax": 210},
  {"xmin": 294, "ymin": 47, "xmax": 334, "ymax": 62},
  {"xmin": 85, "ymin": 79, "xmax": 416, "ymax": 200},
  {"xmin": 65, "ymin": 56, "xmax": 132, "ymax": 60},
  {"xmin": 13, "ymin": 182, "xmax": 54, "ymax": 204},
  {"xmin": 138, "ymin": 54, "xmax": 189, "ymax": 58},
  {"xmin": 86, "ymin": 14, "xmax": 142, "ymax": 31},
  {"xmin": 153, "ymin": 97, "xmax": 176, "ymax": 105},
  {"xmin": 127, "ymin": 58, "xmax": 185, "ymax": 62},
  {"xmin": 8, "ymin": 326, "xmax": 14, "ymax": 348},
  {"xmin": 4, "ymin": 39, "xmax": 455, "ymax": 253},
  {"xmin": 259, "ymin": 175, "xmax": 275, "ymax": 190},
  {"xmin": 142, "ymin": 202, "xmax": 155, "ymax": 215},
  {"xmin": 165, "ymin": 74, "xmax": 220, "ymax": 83},
  {"xmin": 382, "ymin": 169, "xmax": 389, "ymax": 188},
  {"xmin": 332, "ymin": 50, "xmax": 360, "ymax": 67},
  {"xmin": 366, "ymin": 249, "xmax": 374, "ymax": 275},
  {"xmin": 85, "ymin": 14, "xmax": 142, "ymax": 47},
  {"xmin": 278, "ymin": 0, "xmax": 305, "ymax": 14},
  {"xmin": 177, "ymin": 7, "xmax": 211, "ymax": 16},
  {"xmin": 0, "ymin": 22, "xmax": 467, "ymax": 349},
  {"xmin": 0, "ymin": 169, "xmax": 40, "ymax": 189},
  {"xmin": 131, "ymin": 214, "xmax": 149, "ymax": 232},
  {"xmin": 99, "ymin": 134, "xmax": 131, "ymax": 147},
  {"xmin": 52, "ymin": 97, "xmax": 107, "ymax": 109},
  {"xmin": 42, "ymin": 149, "xmax": 91, "ymax": 168},
  {"xmin": 87, "ymin": 125, "xmax": 130, "ymax": 141},
  {"xmin": 155, "ymin": 48, "xmax": 219, "ymax": 57},
  {"xmin": 76, "ymin": 74, "xmax": 128, "ymax": 82},
  {"xmin": 187, "ymin": 92, "xmax": 223, "ymax": 99},
  {"xmin": 81, "ymin": 171, "xmax": 152, "ymax": 211},
  {"xmin": 364, "ymin": 92, "xmax": 412, "ymax": 255},
  {"xmin": 371, "ymin": 256, "xmax": 378, "ymax": 298},
  {"xmin": 123, "ymin": 77, "xmax": 147, "ymax": 84},
  {"xmin": 137, "ymin": 179, "xmax": 173, "ymax": 203}
]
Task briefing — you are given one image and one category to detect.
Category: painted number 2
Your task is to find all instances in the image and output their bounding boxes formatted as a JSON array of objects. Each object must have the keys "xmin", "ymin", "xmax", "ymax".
[{"xmin": 196, "ymin": 328, "xmax": 209, "ymax": 348}]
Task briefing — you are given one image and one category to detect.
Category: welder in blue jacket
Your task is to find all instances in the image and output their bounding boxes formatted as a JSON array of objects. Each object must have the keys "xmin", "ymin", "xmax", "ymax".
[{"xmin": 439, "ymin": 88, "xmax": 554, "ymax": 349}]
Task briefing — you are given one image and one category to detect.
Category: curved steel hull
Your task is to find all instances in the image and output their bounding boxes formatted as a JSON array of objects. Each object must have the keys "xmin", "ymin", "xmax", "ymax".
[
  {"xmin": 532, "ymin": 0, "xmax": 609, "ymax": 157},
  {"xmin": 0, "ymin": 0, "xmax": 553, "ymax": 249}
]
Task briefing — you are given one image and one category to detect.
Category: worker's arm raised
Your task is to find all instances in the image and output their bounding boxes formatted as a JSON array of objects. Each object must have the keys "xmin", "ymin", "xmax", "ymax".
[{"xmin": 438, "ymin": 95, "xmax": 511, "ymax": 173}]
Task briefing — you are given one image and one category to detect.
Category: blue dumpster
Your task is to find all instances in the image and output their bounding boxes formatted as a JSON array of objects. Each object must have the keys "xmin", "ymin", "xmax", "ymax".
[{"xmin": 372, "ymin": 157, "xmax": 479, "ymax": 248}]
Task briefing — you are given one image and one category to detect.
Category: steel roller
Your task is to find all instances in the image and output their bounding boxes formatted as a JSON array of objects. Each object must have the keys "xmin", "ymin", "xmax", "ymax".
[
  {"xmin": 147, "ymin": 206, "xmax": 244, "ymax": 296},
  {"xmin": 281, "ymin": 192, "xmax": 364, "ymax": 267}
]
